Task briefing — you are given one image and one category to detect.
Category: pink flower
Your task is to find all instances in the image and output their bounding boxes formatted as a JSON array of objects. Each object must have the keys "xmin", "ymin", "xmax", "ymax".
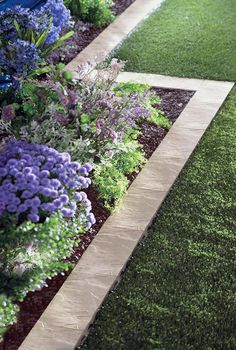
[
  {"xmin": 96, "ymin": 119, "xmax": 102, "ymax": 135},
  {"xmin": 59, "ymin": 93, "xmax": 69, "ymax": 107}
]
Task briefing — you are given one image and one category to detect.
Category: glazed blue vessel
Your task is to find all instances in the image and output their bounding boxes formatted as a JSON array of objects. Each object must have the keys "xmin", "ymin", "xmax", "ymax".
[
  {"xmin": 0, "ymin": 0, "xmax": 46, "ymax": 91},
  {"xmin": 0, "ymin": 0, "xmax": 45, "ymax": 11}
]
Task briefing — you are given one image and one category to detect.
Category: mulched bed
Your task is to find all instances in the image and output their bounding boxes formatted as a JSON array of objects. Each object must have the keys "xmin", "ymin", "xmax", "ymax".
[
  {"xmin": 0, "ymin": 87, "xmax": 194, "ymax": 350},
  {"xmin": 48, "ymin": 0, "xmax": 136, "ymax": 65}
]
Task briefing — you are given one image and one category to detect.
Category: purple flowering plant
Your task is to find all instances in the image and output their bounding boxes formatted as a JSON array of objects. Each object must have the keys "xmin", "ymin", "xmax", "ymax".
[
  {"xmin": 0, "ymin": 0, "xmax": 73, "ymax": 77},
  {"xmin": 0, "ymin": 140, "xmax": 95, "ymax": 226}
]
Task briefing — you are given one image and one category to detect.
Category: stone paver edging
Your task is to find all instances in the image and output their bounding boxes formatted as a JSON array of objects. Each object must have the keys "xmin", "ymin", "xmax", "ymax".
[
  {"xmin": 65, "ymin": 0, "xmax": 164, "ymax": 75},
  {"xmin": 18, "ymin": 73, "xmax": 234, "ymax": 350}
]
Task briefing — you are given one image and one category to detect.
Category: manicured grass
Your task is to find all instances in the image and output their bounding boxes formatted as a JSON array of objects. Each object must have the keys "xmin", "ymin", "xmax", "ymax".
[
  {"xmin": 80, "ymin": 87, "xmax": 236, "ymax": 350},
  {"xmin": 113, "ymin": 0, "xmax": 236, "ymax": 81}
]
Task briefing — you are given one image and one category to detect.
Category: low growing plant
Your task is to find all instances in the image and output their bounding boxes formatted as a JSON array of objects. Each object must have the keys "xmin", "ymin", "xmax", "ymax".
[
  {"xmin": 93, "ymin": 162, "xmax": 129, "ymax": 210},
  {"xmin": 0, "ymin": 62, "xmax": 170, "ymax": 210}
]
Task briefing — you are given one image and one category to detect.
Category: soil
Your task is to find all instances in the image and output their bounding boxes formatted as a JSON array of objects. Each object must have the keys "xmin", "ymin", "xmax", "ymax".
[
  {"xmin": 139, "ymin": 88, "xmax": 195, "ymax": 158},
  {"xmin": 0, "ymin": 86, "xmax": 194, "ymax": 350}
]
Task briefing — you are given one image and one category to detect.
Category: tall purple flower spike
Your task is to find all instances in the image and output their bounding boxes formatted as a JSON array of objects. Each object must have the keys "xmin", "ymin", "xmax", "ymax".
[{"xmin": 0, "ymin": 0, "xmax": 46, "ymax": 91}]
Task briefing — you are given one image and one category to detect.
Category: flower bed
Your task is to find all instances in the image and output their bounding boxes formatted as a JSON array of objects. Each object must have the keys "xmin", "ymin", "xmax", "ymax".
[
  {"xmin": 0, "ymin": 0, "xmax": 195, "ymax": 348},
  {"xmin": 0, "ymin": 62, "xmax": 194, "ymax": 348}
]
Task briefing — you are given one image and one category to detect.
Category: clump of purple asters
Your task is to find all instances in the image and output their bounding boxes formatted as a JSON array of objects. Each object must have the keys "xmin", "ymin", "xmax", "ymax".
[{"xmin": 0, "ymin": 140, "xmax": 95, "ymax": 226}]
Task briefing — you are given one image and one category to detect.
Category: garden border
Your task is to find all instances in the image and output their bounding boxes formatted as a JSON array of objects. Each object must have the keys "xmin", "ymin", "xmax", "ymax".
[{"xmin": 18, "ymin": 72, "xmax": 234, "ymax": 350}]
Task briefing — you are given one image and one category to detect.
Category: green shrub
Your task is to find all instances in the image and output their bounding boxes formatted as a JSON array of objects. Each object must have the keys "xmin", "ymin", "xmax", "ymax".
[
  {"xmin": 149, "ymin": 108, "xmax": 172, "ymax": 129},
  {"xmin": 93, "ymin": 162, "xmax": 129, "ymax": 211},
  {"xmin": 65, "ymin": 0, "xmax": 114, "ymax": 27},
  {"xmin": 114, "ymin": 82, "xmax": 151, "ymax": 96},
  {"xmin": 115, "ymin": 82, "xmax": 171, "ymax": 129}
]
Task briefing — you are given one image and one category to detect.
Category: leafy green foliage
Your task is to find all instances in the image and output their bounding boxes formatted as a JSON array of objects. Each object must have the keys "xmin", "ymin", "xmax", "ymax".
[
  {"xmin": 111, "ymin": 141, "xmax": 145, "ymax": 176},
  {"xmin": 0, "ymin": 63, "xmax": 168, "ymax": 339},
  {"xmin": 93, "ymin": 163, "xmax": 129, "ymax": 211},
  {"xmin": 114, "ymin": 82, "xmax": 151, "ymax": 96},
  {"xmin": 65, "ymin": 0, "xmax": 114, "ymax": 28},
  {"xmin": 115, "ymin": 82, "xmax": 171, "ymax": 129},
  {"xmin": 149, "ymin": 109, "xmax": 171, "ymax": 129}
]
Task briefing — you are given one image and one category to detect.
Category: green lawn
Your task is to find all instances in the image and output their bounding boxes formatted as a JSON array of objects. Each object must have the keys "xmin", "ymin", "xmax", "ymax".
[
  {"xmin": 79, "ymin": 1, "xmax": 236, "ymax": 349},
  {"xmin": 113, "ymin": 0, "xmax": 236, "ymax": 81}
]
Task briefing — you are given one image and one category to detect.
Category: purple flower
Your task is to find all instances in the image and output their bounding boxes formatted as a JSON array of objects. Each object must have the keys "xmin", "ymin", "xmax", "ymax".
[
  {"xmin": 60, "ymin": 207, "xmax": 74, "ymax": 218},
  {"xmin": 0, "ymin": 167, "xmax": 7, "ymax": 177},
  {"xmin": 45, "ymin": 25, "xmax": 60, "ymax": 45},
  {"xmin": 84, "ymin": 163, "xmax": 93, "ymax": 172},
  {"xmin": 0, "ymin": 2, "xmax": 71, "ymax": 77},
  {"xmin": 27, "ymin": 213, "xmax": 40, "ymax": 223},
  {"xmin": 52, "ymin": 111, "xmax": 69, "ymax": 125},
  {"xmin": 60, "ymin": 194, "xmax": 69, "ymax": 204}
]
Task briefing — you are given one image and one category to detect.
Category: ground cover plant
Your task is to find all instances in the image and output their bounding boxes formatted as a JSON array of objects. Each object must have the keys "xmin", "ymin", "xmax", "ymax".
[
  {"xmin": 0, "ymin": 56, "xmax": 171, "ymax": 341},
  {"xmin": 80, "ymin": 86, "xmax": 236, "ymax": 350},
  {"xmin": 112, "ymin": 0, "xmax": 236, "ymax": 81}
]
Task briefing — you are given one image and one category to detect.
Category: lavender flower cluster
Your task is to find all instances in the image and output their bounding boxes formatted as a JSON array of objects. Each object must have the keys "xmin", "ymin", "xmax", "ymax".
[
  {"xmin": 0, "ymin": 140, "xmax": 95, "ymax": 227},
  {"xmin": 0, "ymin": 0, "xmax": 71, "ymax": 76}
]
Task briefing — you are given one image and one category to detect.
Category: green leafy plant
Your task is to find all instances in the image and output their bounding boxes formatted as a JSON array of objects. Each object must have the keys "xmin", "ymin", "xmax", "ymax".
[
  {"xmin": 93, "ymin": 162, "xmax": 129, "ymax": 210},
  {"xmin": 149, "ymin": 109, "xmax": 172, "ymax": 129}
]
